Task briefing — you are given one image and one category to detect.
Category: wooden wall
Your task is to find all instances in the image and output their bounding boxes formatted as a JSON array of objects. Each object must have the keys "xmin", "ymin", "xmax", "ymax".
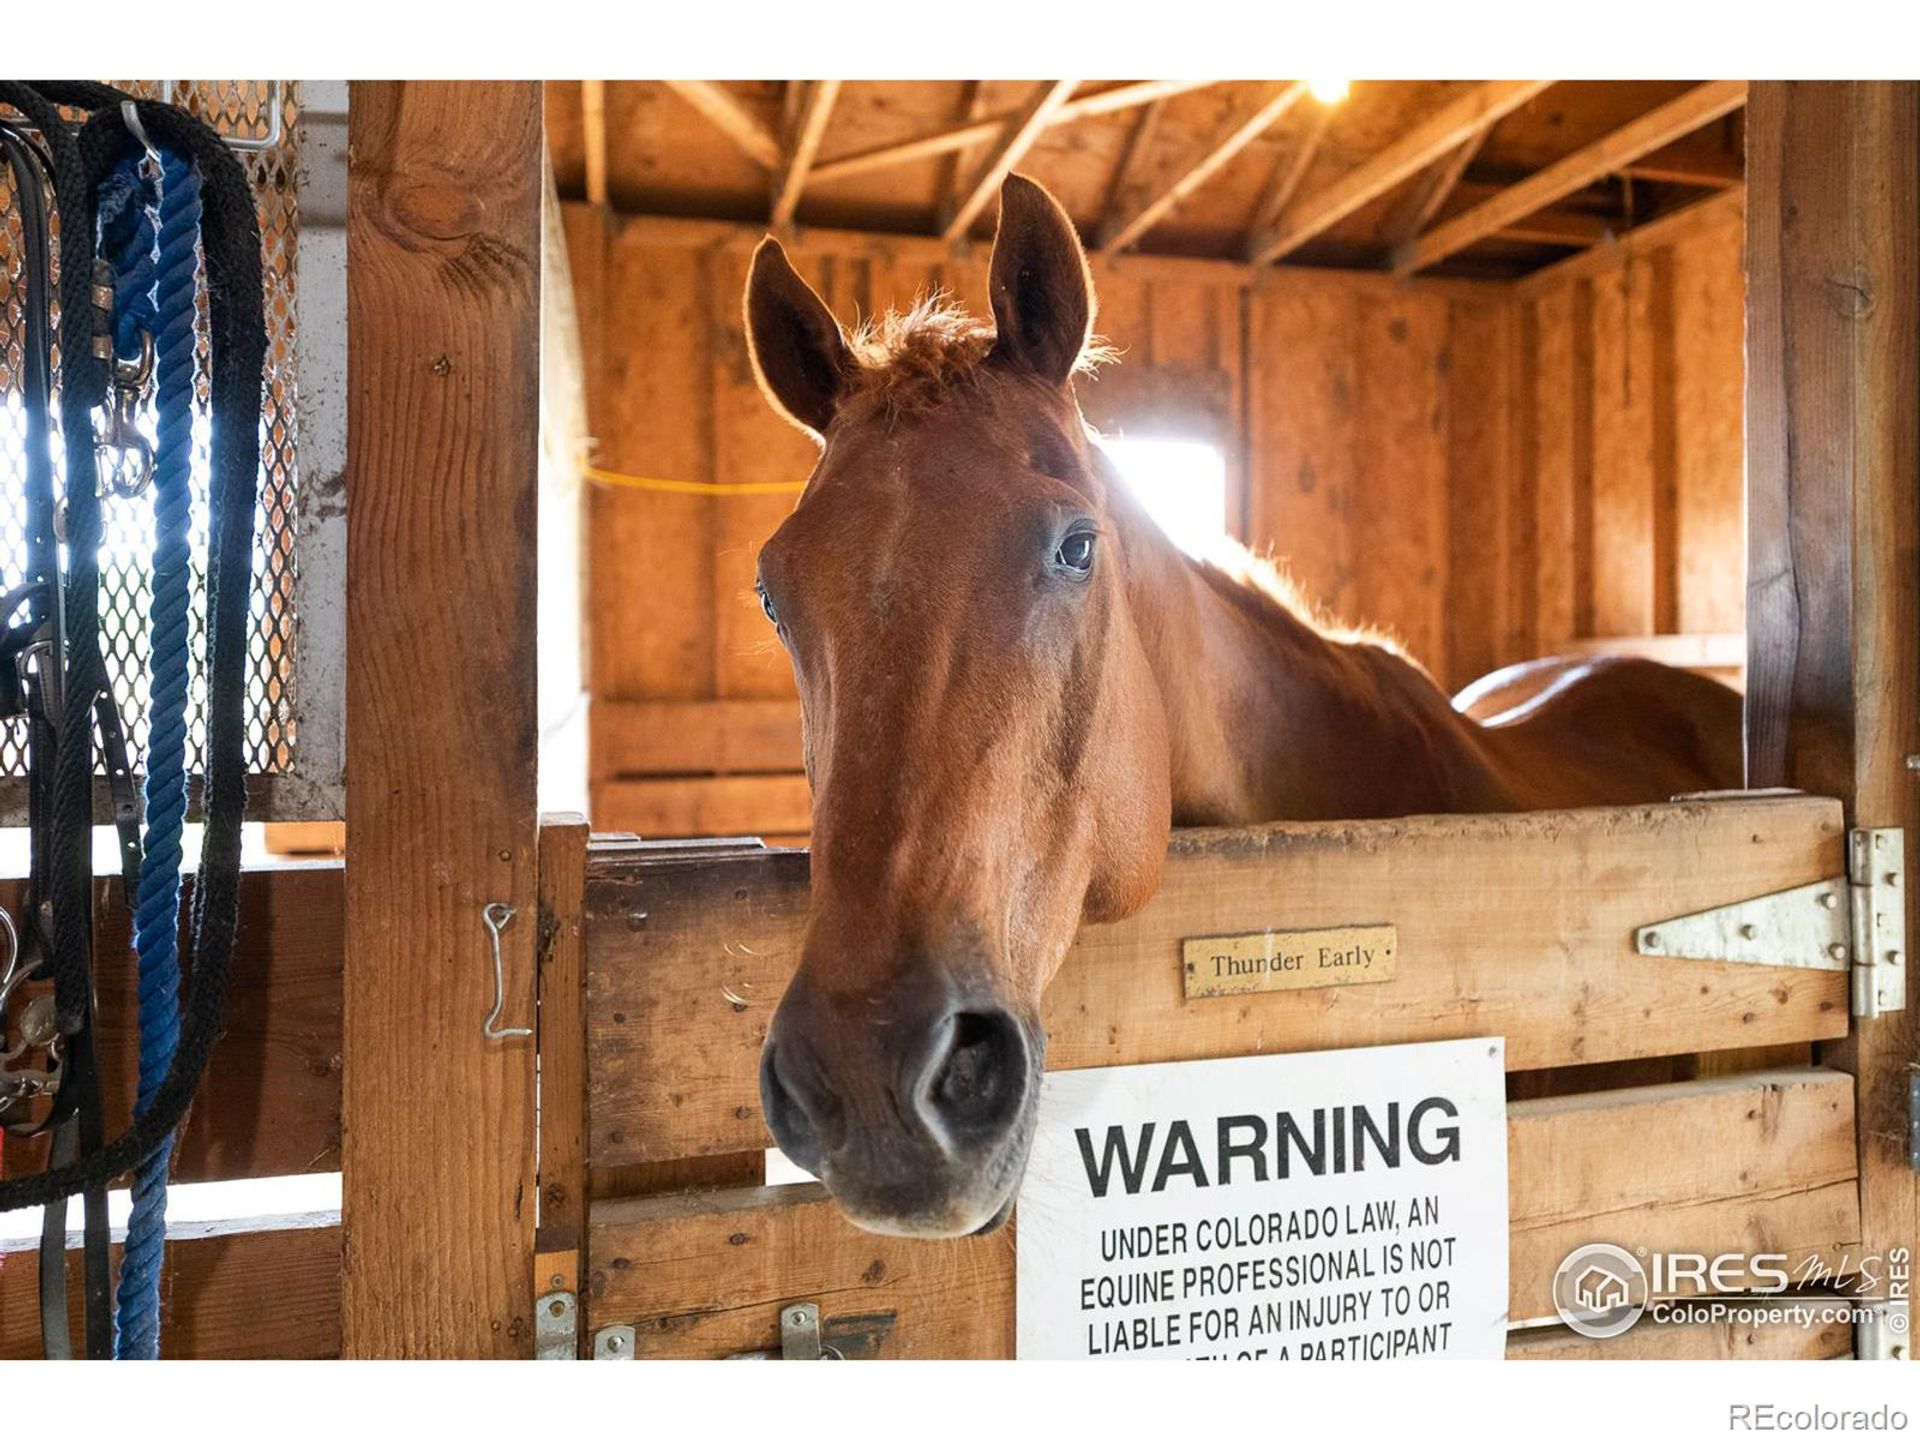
[{"xmin": 565, "ymin": 200, "xmax": 1747, "ymax": 837}]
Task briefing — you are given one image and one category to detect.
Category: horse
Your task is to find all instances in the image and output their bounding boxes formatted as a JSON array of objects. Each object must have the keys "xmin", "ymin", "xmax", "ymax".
[{"xmin": 742, "ymin": 173, "xmax": 1741, "ymax": 1239}]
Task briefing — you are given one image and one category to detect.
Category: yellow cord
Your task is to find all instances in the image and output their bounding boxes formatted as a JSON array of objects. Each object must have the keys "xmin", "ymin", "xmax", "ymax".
[{"xmin": 583, "ymin": 464, "xmax": 806, "ymax": 497}]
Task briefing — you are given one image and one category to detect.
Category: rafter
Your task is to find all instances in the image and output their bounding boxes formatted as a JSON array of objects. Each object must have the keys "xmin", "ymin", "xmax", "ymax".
[
  {"xmin": 941, "ymin": 81, "xmax": 997, "ymax": 216},
  {"xmin": 663, "ymin": 80, "xmax": 780, "ymax": 170},
  {"xmin": 1241, "ymin": 103, "xmax": 1334, "ymax": 258},
  {"xmin": 1398, "ymin": 80, "xmax": 1747, "ymax": 274},
  {"xmin": 770, "ymin": 80, "xmax": 841, "ymax": 228},
  {"xmin": 581, "ymin": 79, "xmax": 609, "ymax": 206},
  {"xmin": 1100, "ymin": 81, "xmax": 1307, "ymax": 254},
  {"xmin": 941, "ymin": 80, "xmax": 1078, "ymax": 244},
  {"xmin": 1247, "ymin": 79, "xmax": 1554, "ymax": 266},
  {"xmin": 1097, "ymin": 98, "xmax": 1168, "ymax": 241},
  {"xmin": 1382, "ymin": 129, "xmax": 1485, "ymax": 249},
  {"xmin": 811, "ymin": 79, "xmax": 1217, "ymax": 187}
]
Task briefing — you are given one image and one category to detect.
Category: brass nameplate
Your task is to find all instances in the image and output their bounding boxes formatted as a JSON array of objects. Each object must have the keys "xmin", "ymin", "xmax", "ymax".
[{"xmin": 1182, "ymin": 924, "xmax": 1397, "ymax": 999}]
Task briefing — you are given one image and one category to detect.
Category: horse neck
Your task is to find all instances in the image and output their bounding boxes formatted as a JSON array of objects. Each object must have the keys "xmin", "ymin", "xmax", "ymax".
[{"xmin": 1117, "ymin": 512, "xmax": 1512, "ymax": 823}]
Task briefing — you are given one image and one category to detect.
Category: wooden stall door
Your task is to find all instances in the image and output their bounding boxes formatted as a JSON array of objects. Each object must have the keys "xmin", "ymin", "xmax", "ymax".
[{"xmin": 559, "ymin": 794, "xmax": 1865, "ymax": 1360}]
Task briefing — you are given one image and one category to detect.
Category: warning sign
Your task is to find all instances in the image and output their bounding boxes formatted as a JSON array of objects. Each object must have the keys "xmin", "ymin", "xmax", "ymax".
[{"xmin": 1015, "ymin": 1038, "xmax": 1509, "ymax": 1360}]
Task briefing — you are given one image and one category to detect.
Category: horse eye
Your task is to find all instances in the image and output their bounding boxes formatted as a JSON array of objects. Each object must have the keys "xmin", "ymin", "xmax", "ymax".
[
  {"xmin": 757, "ymin": 581, "xmax": 779, "ymax": 626},
  {"xmin": 1055, "ymin": 531, "xmax": 1096, "ymax": 575}
]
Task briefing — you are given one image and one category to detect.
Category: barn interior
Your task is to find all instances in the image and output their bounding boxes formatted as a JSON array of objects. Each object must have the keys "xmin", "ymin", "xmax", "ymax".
[{"xmin": 544, "ymin": 79, "xmax": 1747, "ymax": 843}]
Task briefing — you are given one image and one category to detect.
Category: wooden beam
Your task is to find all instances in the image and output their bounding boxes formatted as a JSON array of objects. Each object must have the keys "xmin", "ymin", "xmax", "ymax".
[
  {"xmin": 663, "ymin": 79, "xmax": 780, "ymax": 169},
  {"xmin": 1745, "ymin": 82, "xmax": 1920, "ymax": 1321},
  {"xmin": 533, "ymin": 815, "xmax": 590, "ymax": 1325},
  {"xmin": 1241, "ymin": 103, "xmax": 1333, "ymax": 255},
  {"xmin": 1384, "ymin": 129, "xmax": 1487, "ymax": 249},
  {"xmin": 593, "ymin": 698, "xmax": 803, "ymax": 780},
  {"xmin": 582, "ymin": 1070, "xmax": 1859, "ymax": 1355},
  {"xmin": 591, "ymin": 773, "xmax": 813, "ymax": 839},
  {"xmin": 1248, "ymin": 80, "xmax": 1554, "ymax": 265},
  {"xmin": 593, "ymin": 207, "xmax": 1509, "ymax": 300},
  {"xmin": 0, "ymin": 867, "xmax": 343, "ymax": 1186},
  {"xmin": 1100, "ymin": 81, "xmax": 1307, "ymax": 254},
  {"xmin": 581, "ymin": 78, "xmax": 608, "ymax": 206},
  {"xmin": 942, "ymin": 80, "xmax": 1078, "ymax": 243},
  {"xmin": 343, "ymin": 81, "xmax": 543, "ymax": 1358},
  {"xmin": 586, "ymin": 796, "xmax": 1847, "ymax": 1166},
  {"xmin": 3, "ymin": 1214, "xmax": 342, "ymax": 1360},
  {"xmin": 1624, "ymin": 134, "xmax": 1744, "ymax": 189},
  {"xmin": 1096, "ymin": 98, "xmax": 1168, "ymax": 242},
  {"xmin": 769, "ymin": 79, "xmax": 840, "ymax": 228},
  {"xmin": 939, "ymin": 81, "xmax": 996, "ymax": 217},
  {"xmin": 810, "ymin": 79, "xmax": 1218, "ymax": 187},
  {"xmin": 1515, "ymin": 187, "xmax": 1744, "ymax": 296},
  {"xmin": 1401, "ymin": 81, "xmax": 1748, "ymax": 274}
]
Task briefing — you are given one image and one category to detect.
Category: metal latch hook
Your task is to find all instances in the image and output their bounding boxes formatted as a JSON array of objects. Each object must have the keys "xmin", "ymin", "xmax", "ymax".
[{"xmin": 481, "ymin": 901, "xmax": 532, "ymax": 1041}]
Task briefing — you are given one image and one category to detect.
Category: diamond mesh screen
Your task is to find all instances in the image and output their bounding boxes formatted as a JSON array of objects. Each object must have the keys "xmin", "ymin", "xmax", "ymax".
[{"xmin": 0, "ymin": 80, "xmax": 301, "ymax": 780}]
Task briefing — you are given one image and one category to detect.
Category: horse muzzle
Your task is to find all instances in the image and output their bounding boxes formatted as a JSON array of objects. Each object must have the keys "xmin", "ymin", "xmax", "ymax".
[{"xmin": 759, "ymin": 966, "xmax": 1041, "ymax": 1237}]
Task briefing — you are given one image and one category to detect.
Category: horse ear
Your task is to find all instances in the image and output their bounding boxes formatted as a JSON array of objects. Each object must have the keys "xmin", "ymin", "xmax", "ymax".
[
  {"xmin": 745, "ymin": 238, "xmax": 853, "ymax": 435},
  {"xmin": 988, "ymin": 173, "xmax": 1095, "ymax": 386}
]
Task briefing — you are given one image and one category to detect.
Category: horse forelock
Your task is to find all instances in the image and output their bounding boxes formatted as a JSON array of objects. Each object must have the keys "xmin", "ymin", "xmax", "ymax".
[{"xmin": 843, "ymin": 291, "xmax": 1115, "ymax": 419}]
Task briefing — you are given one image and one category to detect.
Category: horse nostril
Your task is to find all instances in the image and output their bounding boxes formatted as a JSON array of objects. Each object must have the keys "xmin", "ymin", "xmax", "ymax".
[
  {"xmin": 760, "ymin": 1042, "xmax": 826, "ymax": 1176},
  {"xmin": 925, "ymin": 1008, "xmax": 1029, "ymax": 1140}
]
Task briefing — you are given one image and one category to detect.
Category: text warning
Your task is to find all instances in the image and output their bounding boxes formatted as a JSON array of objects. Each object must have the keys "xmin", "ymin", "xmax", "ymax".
[{"xmin": 1015, "ymin": 1038, "xmax": 1509, "ymax": 1360}]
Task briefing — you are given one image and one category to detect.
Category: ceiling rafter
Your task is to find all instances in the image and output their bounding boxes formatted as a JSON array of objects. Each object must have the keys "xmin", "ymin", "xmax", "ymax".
[
  {"xmin": 1240, "ymin": 102, "xmax": 1334, "ymax": 260},
  {"xmin": 770, "ymin": 80, "xmax": 841, "ymax": 228},
  {"xmin": 1247, "ymin": 79, "xmax": 1555, "ymax": 266},
  {"xmin": 1397, "ymin": 80, "xmax": 1748, "ymax": 275},
  {"xmin": 663, "ymin": 80, "xmax": 781, "ymax": 169},
  {"xmin": 1097, "ymin": 98, "xmax": 1169, "ymax": 242},
  {"xmin": 810, "ymin": 79, "xmax": 1218, "ymax": 188},
  {"xmin": 941, "ymin": 80, "xmax": 1078, "ymax": 244},
  {"xmin": 1099, "ymin": 81, "xmax": 1308, "ymax": 254},
  {"xmin": 1382, "ymin": 129, "xmax": 1486, "ymax": 250}
]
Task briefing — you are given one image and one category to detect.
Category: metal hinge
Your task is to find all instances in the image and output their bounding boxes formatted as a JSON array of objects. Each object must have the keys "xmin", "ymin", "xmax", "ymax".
[
  {"xmin": 1635, "ymin": 827, "xmax": 1904, "ymax": 1018},
  {"xmin": 1855, "ymin": 1298, "xmax": 1912, "ymax": 1361},
  {"xmin": 535, "ymin": 1290, "xmax": 578, "ymax": 1361}
]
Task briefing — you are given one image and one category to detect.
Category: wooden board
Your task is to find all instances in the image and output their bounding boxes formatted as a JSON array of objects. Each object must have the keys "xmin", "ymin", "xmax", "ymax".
[
  {"xmin": 535, "ymin": 816, "xmax": 591, "ymax": 1305},
  {"xmin": 0, "ymin": 866, "xmax": 342, "ymax": 1186},
  {"xmin": 1744, "ymin": 81, "xmax": 1920, "ymax": 1356},
  {"xmin": 0, "ymin": 1214, "xmax": 342, "ymax": 1360},
  {"xmin": 592, "ymin": 699, "xmax": 804, "ymax": 779},
  {"xmin": 592, "ymin": 775, "xmax": 813, "ymax": 839},
  {"xmin": 1507, "ymin": 1297, "xmax": 1853, "ymax": 1360},
  {"xmin": 583, "ymin": 1069, "xmax": 1856, "ymax": 1357},
  {"xmin": 587, "ymin": 795, "xmax": 1848, "ymax": 1167},
  {"xmin": 343, "ymin": 80, "xmax": 543, "ymax": 1358}
]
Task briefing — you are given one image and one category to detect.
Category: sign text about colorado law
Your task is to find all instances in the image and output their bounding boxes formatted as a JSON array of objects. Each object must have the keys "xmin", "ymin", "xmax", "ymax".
[{"xmin": 1016, "ymin": 1038, "xmax": 1509, "ymax": 1361}]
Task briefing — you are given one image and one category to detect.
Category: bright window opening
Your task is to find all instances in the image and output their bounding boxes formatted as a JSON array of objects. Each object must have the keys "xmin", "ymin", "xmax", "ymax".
[{"xmin": 1100, "ymin": 436, "xmax": 1229, "ymax": 559}]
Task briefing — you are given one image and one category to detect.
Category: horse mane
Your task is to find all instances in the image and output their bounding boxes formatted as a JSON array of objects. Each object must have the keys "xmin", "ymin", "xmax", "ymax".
[
  {"xmin": 845, "ymin": 292, "xmax": 1115, "ymax": 417},
  {"xmin": 1192, "ymin": 546, "xmax": 1417, "ymax": 665}
]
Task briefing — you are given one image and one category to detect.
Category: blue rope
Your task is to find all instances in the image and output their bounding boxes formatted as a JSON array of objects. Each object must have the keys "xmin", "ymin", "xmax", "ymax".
[{"xmin": 102, "ymin": 143, "xmax": 201, "ymax": 1361}]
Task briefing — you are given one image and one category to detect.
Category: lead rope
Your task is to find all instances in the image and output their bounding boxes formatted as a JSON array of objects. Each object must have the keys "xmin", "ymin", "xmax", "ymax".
[{"xmin": 97, "ymin": 132, "xmax": 201, "ymax": 1360}]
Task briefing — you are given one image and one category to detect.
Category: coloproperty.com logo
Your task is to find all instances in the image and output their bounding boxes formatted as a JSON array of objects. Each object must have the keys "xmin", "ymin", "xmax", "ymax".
[{"xmin": 1552, "ymin": 1243, "xmax": 1913, "ymax": 1341}]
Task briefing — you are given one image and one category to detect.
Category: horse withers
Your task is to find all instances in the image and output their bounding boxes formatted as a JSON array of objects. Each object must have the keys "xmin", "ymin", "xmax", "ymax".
[{"xmin": 741, "ymin": 174, "xmax": 1740, "ymax": 1238}]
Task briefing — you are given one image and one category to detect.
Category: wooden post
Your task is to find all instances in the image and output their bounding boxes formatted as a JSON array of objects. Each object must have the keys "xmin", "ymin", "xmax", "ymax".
[
  {"xmin": 533, "ymin": 814, "xmax": 590, "ymax": 1343},
  {"xmin": 343, "ymin": 81, "xmax": 545, "ymax": 1357},
  {"xmin": 1745, "ymin": 81, "xmax": 1919, "ymax": 1349}
]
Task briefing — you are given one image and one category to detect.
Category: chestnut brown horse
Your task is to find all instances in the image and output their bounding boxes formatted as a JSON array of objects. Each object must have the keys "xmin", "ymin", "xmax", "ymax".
[{"xmin": 744, "ymin": 174, "xmax": 1740, "ymax": 1239}]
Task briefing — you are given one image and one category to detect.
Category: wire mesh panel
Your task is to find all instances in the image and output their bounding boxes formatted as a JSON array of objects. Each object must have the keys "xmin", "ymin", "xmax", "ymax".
[{"xmin": 0, "ymin": 80, "xmax": 304, "ymax": 793}]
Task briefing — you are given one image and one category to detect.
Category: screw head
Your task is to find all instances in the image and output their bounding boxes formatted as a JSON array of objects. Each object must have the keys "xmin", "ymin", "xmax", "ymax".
[
  {"xmin": 1819, "ymin": 891, "xmax": 1839, "ymax": 909},
  {"xmin": 1829, "ymin": 943, "xmax": 1849, "ymax": 962},
  {"xmin": 1740, "ymin": 923, "xmax": 1759, "ymax": 941}
]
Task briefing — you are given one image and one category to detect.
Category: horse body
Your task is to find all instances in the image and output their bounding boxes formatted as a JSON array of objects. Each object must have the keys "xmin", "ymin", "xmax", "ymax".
[{"xmin": 740, "ymin": 173, "xmax": 1742, "ymax": 1238}]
